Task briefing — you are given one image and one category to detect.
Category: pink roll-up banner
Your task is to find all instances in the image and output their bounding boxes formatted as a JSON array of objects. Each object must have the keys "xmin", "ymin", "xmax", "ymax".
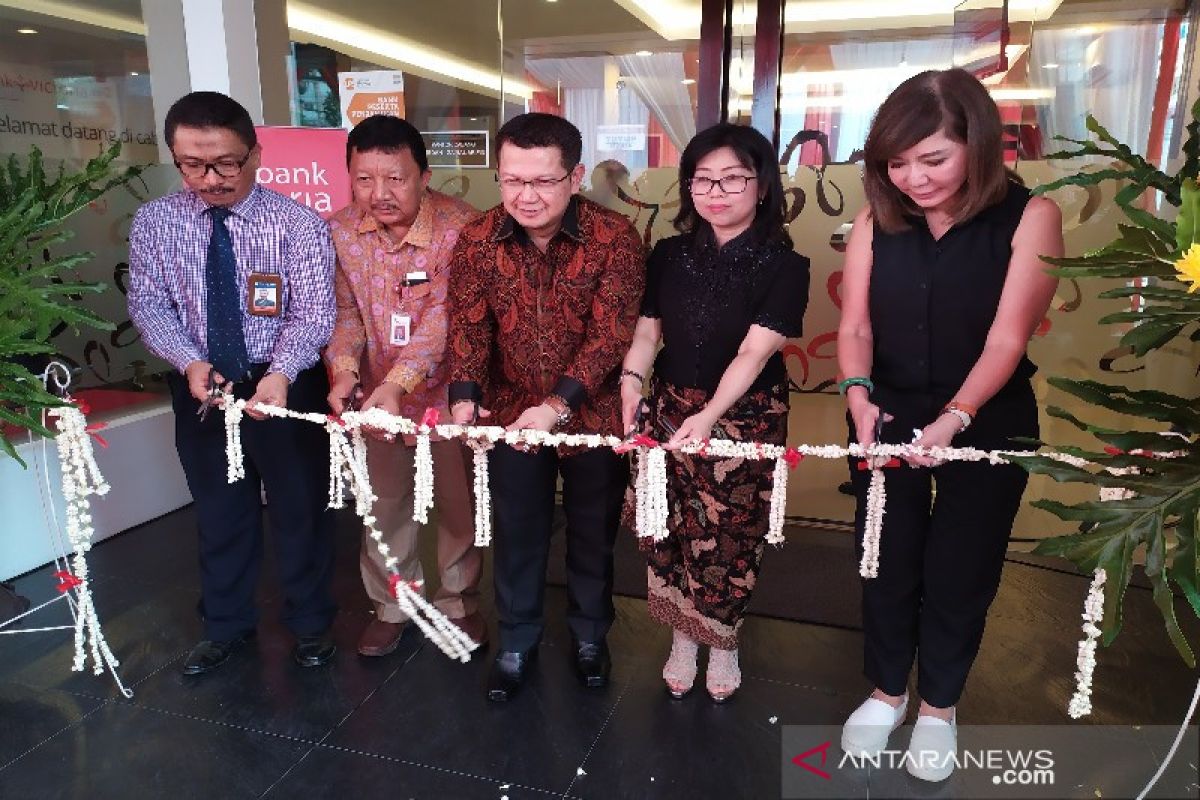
[{"xmin": 253, "ymin": 126, "xmax": 349, "ymax": 219}]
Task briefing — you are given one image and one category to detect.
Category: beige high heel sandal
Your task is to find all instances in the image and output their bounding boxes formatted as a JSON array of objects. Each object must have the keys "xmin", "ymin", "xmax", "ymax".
[
  {"xmin": 706, "ymin": 647, "xmax": 741, "ymax": 703},
  {"xmin": 662, "ymin": 629, "xmax": 699, "ymax": 699}
]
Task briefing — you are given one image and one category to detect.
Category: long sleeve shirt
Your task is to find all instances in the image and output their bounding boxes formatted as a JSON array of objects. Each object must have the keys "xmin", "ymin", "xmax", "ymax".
[
  {"xmin": 127, "ymin": 184, "xmax": 335, "ymax": 382},
  {"xmin": 447, "ymin": 195, "xmax": 646, "ymax": 438},
  {"xmin": 324, "ymin": 189, "xmax": 478, "ymax": 421}
]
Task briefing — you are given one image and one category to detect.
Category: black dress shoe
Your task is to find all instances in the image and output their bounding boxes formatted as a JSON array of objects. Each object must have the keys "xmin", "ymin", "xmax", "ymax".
[
  {"xmin": 486, "ymin": 649, "xmax": 535, "ymax": 702},
  {"xmin": 293, "ymin": 633, "xmax": 336, "ymax": 668},
  {"xmin": 181, "ymin": 631, "xmax": 254, "ymax": 676},
  {"xmin": 574, "ymin": 640, "xmax": 611, "ymax": 688}
]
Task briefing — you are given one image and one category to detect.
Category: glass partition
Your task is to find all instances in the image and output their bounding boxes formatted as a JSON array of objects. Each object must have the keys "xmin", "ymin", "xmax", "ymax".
[{"xmin": 0, "ymin": 4, "xmax": 154, "ymax": 164}]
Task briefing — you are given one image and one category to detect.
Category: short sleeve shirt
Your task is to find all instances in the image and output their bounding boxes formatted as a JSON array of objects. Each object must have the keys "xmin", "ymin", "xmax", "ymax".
[{"xmin": 641, "ymin": 230, "xmax": 810, "ymax": 393}]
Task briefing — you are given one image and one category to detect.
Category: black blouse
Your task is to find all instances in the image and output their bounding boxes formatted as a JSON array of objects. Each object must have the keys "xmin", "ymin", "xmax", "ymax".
[
  {"xmin": 641, "ymin": 230, "xmax": 811, "ymax": 393},
  {"xmin": 869, "ymin": 181, "xmax": 1035, "ymax": 403}
]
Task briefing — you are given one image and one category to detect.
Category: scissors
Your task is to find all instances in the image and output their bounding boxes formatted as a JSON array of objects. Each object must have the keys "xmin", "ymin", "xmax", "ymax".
[
  {"xmin": 873, "ymin": 410, "xmax": 887, "ymax": 446},
  {"xmin": 342, "ymin": 381, "xmax": 363, "ymax": 413},
  {"xmin": 196, "ymin": 368, "xmax": 222, "ymax": 423},
  {"xmin": 627, "ymin": 398, "xmax": 650, "ymax": 434}
]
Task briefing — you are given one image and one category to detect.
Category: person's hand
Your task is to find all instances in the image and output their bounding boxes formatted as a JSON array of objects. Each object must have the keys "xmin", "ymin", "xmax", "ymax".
[
  {"xmin": 506, "ymin": 403, "xmax": 557, "ymax": 434},
  {"xmin": 620, "ymin": 382, "xmax": 645, "ymax": 435},
  {"xmin": 327, "ymin": 371, "xmax": 359, "ymax": 415},
  {"xmin": 847, "ymin": 389, "xmax": 893, "ymax": 468},
  {"xmin": 904, "ymin": 413, "xmax": 961, "ymax": 468},
  {"xmin": 245, "ymin": 372, "xmax": 289, "ymax": 420},
  {"xmin": 664, "ymin": 409, "xmax": 719, "ymax": 451},
  {"xmin": 361, "ymin": 382, "xmax": 403, "ymax": 442},
  {"xmin": 451, "ymin": 401, "xmax": 491, "ymax": 426},
  {"xmin": 185, "ymin": 360, "xmax": 226, "ymax": 403}
]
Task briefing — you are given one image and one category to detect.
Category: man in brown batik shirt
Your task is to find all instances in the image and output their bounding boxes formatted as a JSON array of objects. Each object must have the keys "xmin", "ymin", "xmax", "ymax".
[{"xmin": 448, "ymin": 113, "xmax": 645, "ymax": 701}]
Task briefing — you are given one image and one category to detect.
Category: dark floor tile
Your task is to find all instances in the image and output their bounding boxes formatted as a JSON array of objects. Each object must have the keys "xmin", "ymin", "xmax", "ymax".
[
  {"xmin": 966, "ymin": 562, "xmax": 1200, "ymax": 725},
  {"xmin": 1136, "ymin": 724, "xmax": 1200, "ymax": 800},
  {"xmin": 267, "ymin": 743, "xmax": 580, "ymax": 800},
  {"xmin": 0, "ymin": 576, "xmax": 199, "ymax": 698},
  {"xmin": 0, "ymin": 684, "xmax": 103, "ymax": 769},
  {"xmin": 326, "ymin": 632, "xmax": 624, "ymax": 793},
  {"xmin": 575, "ymin": 658, "xmax": 868, "ymax": 800},
  {"xmin": 0, "ymin": 700, "xmax": 312, "ymax": 800},
  {"xmin": 127, "ymin": 603, "xmax": 421, "ymax": 742},
  {"xmin": 738, "ymin": 614, "xmax": 866, "ymax": 697}
]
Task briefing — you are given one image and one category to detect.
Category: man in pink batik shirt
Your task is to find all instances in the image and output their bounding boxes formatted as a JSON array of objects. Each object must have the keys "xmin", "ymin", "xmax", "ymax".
[{"xmin": 324, "ymin": 115, "xmax": 485, "ymax": 657}]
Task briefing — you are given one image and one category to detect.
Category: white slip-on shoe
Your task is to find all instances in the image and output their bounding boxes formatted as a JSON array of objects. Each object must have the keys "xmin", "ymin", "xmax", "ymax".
[
  {"xmin": 904, "ymin": 710, "xmax": 957, "ymax": 782},
  {"xmin": 840, "ymin": 694, "xmax": 908, "ymax": 759}
]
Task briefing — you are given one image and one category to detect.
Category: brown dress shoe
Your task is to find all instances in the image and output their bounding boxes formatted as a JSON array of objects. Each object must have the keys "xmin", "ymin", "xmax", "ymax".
[
  {"xmin": 357, "ymin": 619, "xmax": 406, "ymax": 656},
  {"xmin": 450, "ymin": 612, "xmax": 488, "ymax": 647}
]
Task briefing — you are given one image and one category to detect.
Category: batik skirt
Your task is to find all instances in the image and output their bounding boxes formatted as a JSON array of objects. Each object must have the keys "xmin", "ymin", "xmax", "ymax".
[{"xmin": 622, "ymin": 378, "xmax": 789, "ymax": 649}]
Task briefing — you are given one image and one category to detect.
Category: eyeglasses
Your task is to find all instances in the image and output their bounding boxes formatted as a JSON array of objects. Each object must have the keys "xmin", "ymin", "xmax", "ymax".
[
  {"xmin": 173, "ymin": 151, "xmax": 252, "ymax": 179},
  {"xmin": 686, "ymin": 175, "xmax": 757, "ymax": 195},
  {"xmin": 495, "ymin": 172, "xmax": 573, "ymax": 193}
]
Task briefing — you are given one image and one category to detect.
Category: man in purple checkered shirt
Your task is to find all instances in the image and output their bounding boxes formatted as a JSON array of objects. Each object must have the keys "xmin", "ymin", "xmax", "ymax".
[{"xmin": 127, "ymin": 92, "xmax": 338, "ymax": 677}]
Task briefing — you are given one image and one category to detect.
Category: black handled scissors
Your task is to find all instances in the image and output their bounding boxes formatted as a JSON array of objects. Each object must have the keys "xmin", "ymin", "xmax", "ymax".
[
  {"xmin": 197, "ymin": 368, "xmax": 221, "ymax": 423},
  {"xmin": 342, "ymin": 381, "xmax": 364, "ymax": 413},
  {"xmin": 873, "ymin": 410, "xmax": 887, "ymax": 446}
]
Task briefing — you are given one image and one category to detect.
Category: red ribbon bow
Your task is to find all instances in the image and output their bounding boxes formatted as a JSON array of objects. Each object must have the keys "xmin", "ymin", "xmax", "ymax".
[
  {"xmin": 421, "ymin": 408, "xmax": 440, "ymax": 428},
  {"xmin": 72, "ymin": 399, "xmax": 91, "ymax": 415},
  {"xmin": 84, "ymin": 421, "xmax": 109, "ymax": 448},
  {"xmin": 54, "ymin": 570, "xmax": 82, "ymax": 593},
  {"xmin": 615, "ymin": 433, "xmax": 659, "ymax": 454},
  {"xmin": 856, "ymin": 457, "xmax": 901, "ymax": 471},
  {"xmin": 388, "ymin": 573, "xmax": 422, "ymax": 599},
  {"xmin": 326, "ymin": 414, "xmax": 347, "ymax": 428},
  {"xmin": 783, "ymin": 448, "xmax": 803, "ymax": 469}
]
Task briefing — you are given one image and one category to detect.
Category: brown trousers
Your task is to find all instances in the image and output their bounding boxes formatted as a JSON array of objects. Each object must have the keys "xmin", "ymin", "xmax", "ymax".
[{"xmin": 362, "ymin": 437, "xmax": 482, "ymax": 622}]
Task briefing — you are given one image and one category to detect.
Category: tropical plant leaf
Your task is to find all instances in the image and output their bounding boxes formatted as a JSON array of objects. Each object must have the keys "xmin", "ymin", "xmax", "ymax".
[{"xmin": 0, "ymin": 143, "xmax": 143, "ymax": 464}]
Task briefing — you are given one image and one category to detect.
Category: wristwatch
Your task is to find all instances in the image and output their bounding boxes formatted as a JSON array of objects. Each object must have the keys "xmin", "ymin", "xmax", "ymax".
[{"xmin": 543, "ymin": 394, "xmax": 573, "ymax": 428}]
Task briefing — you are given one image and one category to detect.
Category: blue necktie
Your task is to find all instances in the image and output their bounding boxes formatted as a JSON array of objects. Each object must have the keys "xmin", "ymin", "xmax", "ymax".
[{"xmin": 205, "ymin": 207, "xmax": 250, "ymax": 382}]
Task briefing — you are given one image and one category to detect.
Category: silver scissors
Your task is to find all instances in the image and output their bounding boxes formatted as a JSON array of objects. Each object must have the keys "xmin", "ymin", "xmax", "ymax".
[{"xmin": 196, "ymin": 368, "xmax": 221, "ymax": 423}]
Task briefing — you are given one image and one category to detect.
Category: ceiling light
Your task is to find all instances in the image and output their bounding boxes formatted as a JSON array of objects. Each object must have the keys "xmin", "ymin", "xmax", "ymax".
[
  {"xmin": 130, "ymin": 71, "xmax": 139, "ymax": 76},
  {"xmin": 617, "ymin": 0, "xmax": 1064, "ymax": 39},
  {"xmin": 288, "ymin": 4, "xmax": 532, "ymax": 100},
  {"xmin": 681, "ymin": 78, "xmax": 696, "ymax": 85},
  {"xmin": 17, "ymin": 28, "xmax": 38, "ymax": 34},
  {"xmin": 635, "ymin": 50, "xmax": 652, "ymax": 57},
  {"xmin": 1043, "ymin": 63, "xmax": 1059, "ymax": 69}
]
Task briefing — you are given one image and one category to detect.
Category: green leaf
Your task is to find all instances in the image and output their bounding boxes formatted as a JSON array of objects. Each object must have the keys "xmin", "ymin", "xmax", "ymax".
[
  {"xmin": 1145, "ymin": 509, "xmax": 1196, "ymax": 666},
  {"xmin": 1176, "ymin": 178, "xmax": 1200, "ymax": 253}
]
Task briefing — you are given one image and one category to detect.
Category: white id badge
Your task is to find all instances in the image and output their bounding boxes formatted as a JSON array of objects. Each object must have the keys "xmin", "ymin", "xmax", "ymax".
[{"xmin": 390, "ymin": 313, "xmax": 411, "ymax": 346}]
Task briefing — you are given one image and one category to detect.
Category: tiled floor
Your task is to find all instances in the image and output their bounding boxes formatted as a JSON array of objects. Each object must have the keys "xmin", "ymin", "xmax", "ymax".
[{"xmin": 1, "ymin": 506, "xmax": 1197, "ymax": 799}]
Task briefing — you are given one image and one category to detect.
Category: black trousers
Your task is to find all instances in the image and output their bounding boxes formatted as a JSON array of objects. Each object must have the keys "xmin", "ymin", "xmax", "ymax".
[
  {"xmin": 168, "ymin": 364, "xmax": 336, "ymax": 642},
  {"xmin": 850, "ymin": 384, "xmax": 1037, "ymax": 708},
  {"xmin": 490, "ymin": 442, "xmax": 629, "ymax": 652}
]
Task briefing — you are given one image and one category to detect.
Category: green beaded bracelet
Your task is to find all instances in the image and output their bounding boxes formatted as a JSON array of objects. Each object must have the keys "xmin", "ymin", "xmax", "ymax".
[{"xmin": 837, "ymin": 376, "xmax": 874, "ymax": 396}]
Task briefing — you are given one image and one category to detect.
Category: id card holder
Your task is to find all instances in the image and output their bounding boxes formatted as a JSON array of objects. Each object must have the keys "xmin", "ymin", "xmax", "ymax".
[
  {"xmin": 390, "ymin": 313, "xmax": 412, "ymax": 346},
  {"xmin": 247, "ymin": 273, "xmax": 282, "ymax": 317}
]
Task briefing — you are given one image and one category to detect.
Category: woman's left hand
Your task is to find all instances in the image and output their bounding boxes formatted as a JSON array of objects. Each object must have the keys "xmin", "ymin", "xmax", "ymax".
[
  {"xmin": 664, "ymin": 410, "xmax": 719, "ymax": 450},
  {"xmin": 904, "ymin": 413, "xmax": 961, "ymax": 468}
]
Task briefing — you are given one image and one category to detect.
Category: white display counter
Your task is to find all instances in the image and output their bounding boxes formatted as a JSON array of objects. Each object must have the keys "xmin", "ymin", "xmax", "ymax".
[{"xmin": 0, "ymin": 397, "xmax": 192, "ymax": 581}]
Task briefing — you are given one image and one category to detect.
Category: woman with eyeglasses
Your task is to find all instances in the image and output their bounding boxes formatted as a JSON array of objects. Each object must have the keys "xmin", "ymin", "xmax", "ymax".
[
  {"xmin": 836, "ymin": 69, "xmax": 1062, "ymax": 781},
  {"xmin": 619, "ymin": 123, "xmax": 810, "ymax": 702}
]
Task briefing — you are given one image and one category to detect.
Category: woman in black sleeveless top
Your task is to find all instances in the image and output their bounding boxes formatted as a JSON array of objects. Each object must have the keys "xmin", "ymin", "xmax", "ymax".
[
  {"xmin": 836, "ymin": 69, "xmax": 1063, "ymax": 781},
  {"xmin": 619, "ymin": 124, "xmax": 810, "ymax": 702}
]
